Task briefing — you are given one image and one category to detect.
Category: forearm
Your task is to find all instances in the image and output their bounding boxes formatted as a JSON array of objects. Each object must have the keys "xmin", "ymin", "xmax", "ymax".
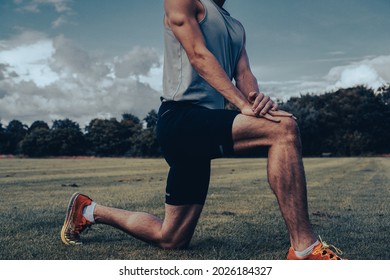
[
  {"xmin": 192, "ymin": 50, "xmax": 292, "ymax": 121},
  {"xmin": 235, "ymin": 71, "xmax": 260, "ymax": 99},
  {"xmin": 190, "ymin": 49, "xmax": 249, "ymax": 110}
]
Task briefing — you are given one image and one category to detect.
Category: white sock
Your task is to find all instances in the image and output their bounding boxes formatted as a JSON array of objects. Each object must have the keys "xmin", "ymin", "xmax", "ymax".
[
  {"xmin": 294, "ymin": 240, "xmax": 320, "ymax": 258},
  {"xmin": 82, "ymin": 202, "xmax": 97, "ymax": 223}
]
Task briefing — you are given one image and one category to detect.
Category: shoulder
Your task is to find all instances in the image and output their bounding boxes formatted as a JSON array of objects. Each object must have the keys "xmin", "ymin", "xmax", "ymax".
[{"xmin": 164, "ymin": 0, "xmax": 204, "ymax": 28}]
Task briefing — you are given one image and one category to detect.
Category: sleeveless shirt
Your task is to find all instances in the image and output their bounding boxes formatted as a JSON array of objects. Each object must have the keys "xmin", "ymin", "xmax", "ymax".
[{"xmin": 162, "ymin": 0, "xmax": 245, "ymax": 109}]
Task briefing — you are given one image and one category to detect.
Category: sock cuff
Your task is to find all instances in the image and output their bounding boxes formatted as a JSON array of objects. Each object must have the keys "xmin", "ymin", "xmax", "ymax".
[
  {"xmin": 294, "ymin": 240, "xmax": 320, "ymax": 258},
  {"xmin": 82, "ymin": 202, "xmax": 97, "ymax": 223}
]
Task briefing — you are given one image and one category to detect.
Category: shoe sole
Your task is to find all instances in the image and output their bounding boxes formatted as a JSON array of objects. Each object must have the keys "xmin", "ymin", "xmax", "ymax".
[{"xmin": 60, "ymin": 192, "xmax": 81, "ymax": 245}]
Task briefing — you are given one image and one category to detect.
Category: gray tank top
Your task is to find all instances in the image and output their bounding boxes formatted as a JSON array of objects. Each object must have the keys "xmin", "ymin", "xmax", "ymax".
[{"xmin": 162, "ymin": 0, "xmax": 245, "ymax": 109}]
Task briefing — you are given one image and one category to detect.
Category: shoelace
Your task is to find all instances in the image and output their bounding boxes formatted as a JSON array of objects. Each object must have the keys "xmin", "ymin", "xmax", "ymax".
[{"xmin": 317, "ymin": 236, "xmax": 344, "ymax": 257}]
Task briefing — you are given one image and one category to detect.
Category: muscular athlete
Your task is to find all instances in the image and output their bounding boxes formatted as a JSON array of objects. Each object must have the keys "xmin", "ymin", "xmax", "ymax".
[{"xmin": 61, "ymin": 0, "xmax": 345, "ymax": 260}]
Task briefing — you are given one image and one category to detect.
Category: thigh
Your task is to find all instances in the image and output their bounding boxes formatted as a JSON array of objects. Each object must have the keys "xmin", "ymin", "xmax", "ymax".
[
  {"xmin": 165, "ymin": 157, "xmax": 211, "ymax": 205},
  {"xmin": 232, "ymin": 113, "xmax": 298, "ymax": 152}
]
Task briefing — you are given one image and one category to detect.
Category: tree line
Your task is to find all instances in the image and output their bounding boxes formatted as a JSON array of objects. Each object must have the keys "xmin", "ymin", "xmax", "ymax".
[
  {"xmin": 280, "ymin": 85, "xmax": 390, "ymax": 156},
  {"xmin": 0, "ymin": 110, "xmax": 161, "ymax": 157},
  {"xmin": 1, "ymin": 85, "xmax": 389, "ymax": 158}
]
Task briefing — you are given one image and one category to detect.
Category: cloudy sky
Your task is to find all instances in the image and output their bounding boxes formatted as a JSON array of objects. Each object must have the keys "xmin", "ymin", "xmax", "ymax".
[{"xmin": 1, "ymin": 0, "xmax": 389, "ymax": 126}]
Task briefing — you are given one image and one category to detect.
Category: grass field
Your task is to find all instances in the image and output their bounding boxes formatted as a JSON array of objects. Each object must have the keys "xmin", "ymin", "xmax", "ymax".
[{"xmin": 0, "ymin": 157, "xmax": 389, "ymax": 260}]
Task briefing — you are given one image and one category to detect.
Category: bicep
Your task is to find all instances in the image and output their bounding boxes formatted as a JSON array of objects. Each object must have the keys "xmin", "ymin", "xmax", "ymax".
[{"xmin": 164, "ymin": 0, "xmax": 208, "ymax": 60}]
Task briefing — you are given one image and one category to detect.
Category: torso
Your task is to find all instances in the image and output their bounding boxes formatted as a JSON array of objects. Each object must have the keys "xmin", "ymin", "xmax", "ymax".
[{"xmin": 162, "ymin": 0, "xmax": 245, "ymax": 109}]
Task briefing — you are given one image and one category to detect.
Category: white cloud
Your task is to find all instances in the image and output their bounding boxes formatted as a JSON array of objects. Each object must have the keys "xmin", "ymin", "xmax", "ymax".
[
  {"xmin": 0, "ymin": 29, "xmax": 47, "ymax": 48},
  {"xmin": 51, "ymin": 15, "xmax": 69, "ymax": 29},
  {"xmin": 0, "ymin": 31, "xmax": 162, "ymax": 126},
  {"xmin": 0, "ymin": 38, "xmax": 59, "ymax": 87},
  {"xmin": 15, "ymin": 0, "xmax": 72, "ymax": 13},
  {"xmin": 139, "ymin": 64, "xmax": 163, "ymax": 92},
  {"xmin": 114, "ymin": 46, "xmax": 161, "ymax": 78},
  {"xmin": 258, "ymin": 55, "xmax": 390, "ymax": 101},
  {"xmin": 325, "ymin": 55, "xmax": 390, "ymax": 91},
  {"xmin": 260, "ymin": 79, "xmax": 328, "ymax": 101},
  {"xmin": 327, "ymin": 64, "xmax": 385, "ymax": 91},
  {"xmin": 14, "ymin": 0, "xmax": 74, "ymax": 29}
]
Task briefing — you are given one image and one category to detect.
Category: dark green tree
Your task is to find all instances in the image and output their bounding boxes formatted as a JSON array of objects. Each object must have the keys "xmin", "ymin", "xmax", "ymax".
[
  {"xmin": 2, "ymin": 120, "xmax": 28, "ymax": 154},
  {"xmin": 281, "ymin": 86, "xmax": 390, "ymax": 156},
  {"xmin": 85, "ymin": 118, "xmax": 132, "ymax": 156},
  {"xmin": 21, "ymin": 126, "xmax": 51, "ymax": 157},
  {"xmin": 378, "ymin": 84, "xmax": 390, "ymax": 104},
  {"xmin": 48, "ymin": 119, "xmax": 86, "ymax": 156},
  {"xmin": 129, "ymin": 110, "xmax": 161, "ymax": 157},
  {"xmin": 144, "ymin": 109, "xmax": 158, "ymax": 129},
  {"xmin": 28, "ymin": 120, "xmax": 50, "ymax": 133},
  {"xmin": 0, "ymin": 122, "xmax": 5, "ymax": 154},
  {"xmin": 121, "ymin": 113, "xmax": 143, "ymax": 144}
]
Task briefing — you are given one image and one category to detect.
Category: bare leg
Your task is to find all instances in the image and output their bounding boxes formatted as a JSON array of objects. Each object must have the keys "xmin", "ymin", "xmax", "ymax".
[
  {"xmin": 94, "ymin": 203, "xmax": 203, "ymax": 249},
  {"xmin": 232, "ymin": 114, "xmax": 317, "ymax": 251}
]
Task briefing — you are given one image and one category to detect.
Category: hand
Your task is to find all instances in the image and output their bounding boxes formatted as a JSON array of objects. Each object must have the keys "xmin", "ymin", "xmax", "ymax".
[
  {"xmin": 244, "ymin": 91, "xmax": 296, "ymax": 122},
  {"xmin": 248, "ymin": 91, "xmax": 277, "ymax": 115}
]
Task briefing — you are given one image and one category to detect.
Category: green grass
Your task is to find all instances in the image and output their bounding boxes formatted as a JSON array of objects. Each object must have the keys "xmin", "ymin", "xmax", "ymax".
[{"xmin": 0, "ymin": 157, "xmax": 389, "ymax": 260}]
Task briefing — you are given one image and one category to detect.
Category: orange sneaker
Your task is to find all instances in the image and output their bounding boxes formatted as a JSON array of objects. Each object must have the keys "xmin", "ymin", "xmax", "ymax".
[
  {"xmin": 61, "ymin": 192, "xmax": 93, "ymax": 245},
  {"xmin": 286, "ymin": 239, "xmax": 346, "ymax": 260}
]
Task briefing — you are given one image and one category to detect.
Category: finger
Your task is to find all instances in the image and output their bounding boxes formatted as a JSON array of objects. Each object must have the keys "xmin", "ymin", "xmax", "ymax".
[
  {"xmin": 261, "ymin": 113, "xmax": 281, "ymax": 123},
  {"xmin": 248, "ymin": 91, "xmax": 258, "ymax": 103},
  {"xmin": 254, "ymin": 96, "xmax": 272, "ymax": 115},
  {"xmin": 260, "ymin": 99, "xmax": 273, "ymax": 116},
  {"xmin": 251, "ymin": 92, "xmax": 264, "ymax": 111},
  {"xmin": 271, "ymin": 103, "xmax": 278, "ymax": 111},
  {"xmin": 257, "ymin": 95, "xmax": 270, "ymax": 113},
  {"xmin": 268, "ymin": 110, "xmax": 298, "ymax": 120},
  {"xmin": 268, "ymin": 110, "xmax": 293, "ymax": 117}
]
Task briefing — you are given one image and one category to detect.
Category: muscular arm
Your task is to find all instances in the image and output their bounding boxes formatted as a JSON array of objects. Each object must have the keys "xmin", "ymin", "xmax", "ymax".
[
  {"xmin": 164, "ymin": 0, "xmax": 291, "ymax": 121},
  {"xmin": 234, "ymin": 47, "xmax": 275, "ymax": 115},
  {"xmin": 234, "ymin": 47, "xmax": 259, "ymax": 97},
  {"xmin": 164, "ymin": 0, "xmax": 250, "ymax": 113},
  {"xmin": 234, "ymin": 46, "xmax": 294, "ymax": 120}
]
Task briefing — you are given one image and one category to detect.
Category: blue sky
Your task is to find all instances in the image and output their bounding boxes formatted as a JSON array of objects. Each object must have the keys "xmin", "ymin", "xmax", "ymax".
[{"xmin": 1, "ymin": 0, "xmax": 389, "ymax": 125}]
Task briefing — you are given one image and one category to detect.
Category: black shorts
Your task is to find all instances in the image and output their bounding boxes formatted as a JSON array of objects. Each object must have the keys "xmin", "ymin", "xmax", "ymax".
[{"xmin": 156, "ymin": 101, "xmax": 239, "ymax": 205}]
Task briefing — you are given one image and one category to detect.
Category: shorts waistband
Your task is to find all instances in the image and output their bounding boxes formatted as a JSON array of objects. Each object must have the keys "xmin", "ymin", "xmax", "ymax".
[{"xmin": 158, "ymin": 101, "xmax": 205, "ymax": 117}]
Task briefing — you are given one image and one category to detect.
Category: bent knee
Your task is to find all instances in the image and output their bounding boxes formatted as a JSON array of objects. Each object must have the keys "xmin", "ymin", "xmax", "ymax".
[
  {"xmin": 281, "ymin": 117, "xmax": 299, "ymax": 134},
  {"xmin": 277, "ymin": 118, "xmax": 300, "ymax": 143},
  {"xmin": 157, "ymin": 233, "xmax": 192, "ymax": 249},
  {"xmin": 158, "ymin": 239, "xmax": 190, "ymax": 250},
  {"xmin": 232, "ymin": 114, "xmax": 301, "ymax": 152}
]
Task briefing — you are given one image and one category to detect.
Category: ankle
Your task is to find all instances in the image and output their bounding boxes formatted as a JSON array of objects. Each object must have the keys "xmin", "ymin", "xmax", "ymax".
[
  {"xmin": 291, "ymin": 235, "xmax": 318, "ymax": 252},
  {"xmin": 294, "ymin": 240, "xmax": 320, "ymax": 258}
]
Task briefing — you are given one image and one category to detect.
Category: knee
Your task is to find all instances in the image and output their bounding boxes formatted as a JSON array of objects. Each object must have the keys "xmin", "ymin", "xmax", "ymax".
[
  {"xmin": 278, "ymin": 118, "xmax": 301, "ymax": 144},
  {"xmin": 157, "ymin": 232, "xmax": 191, "ymax": 249},
  {"xmin": 282, "ymin": 117, "xmax": 299, "ymax": 134},
  {"xmin": 158, "ymin": 238, "xmax": 190, "ymax": 250}
]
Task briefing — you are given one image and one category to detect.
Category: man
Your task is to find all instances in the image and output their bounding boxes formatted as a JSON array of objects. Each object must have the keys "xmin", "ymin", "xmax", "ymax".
[{"xmin": 61, "ymin": 0, "xmax": 345, "ymax": 260}]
